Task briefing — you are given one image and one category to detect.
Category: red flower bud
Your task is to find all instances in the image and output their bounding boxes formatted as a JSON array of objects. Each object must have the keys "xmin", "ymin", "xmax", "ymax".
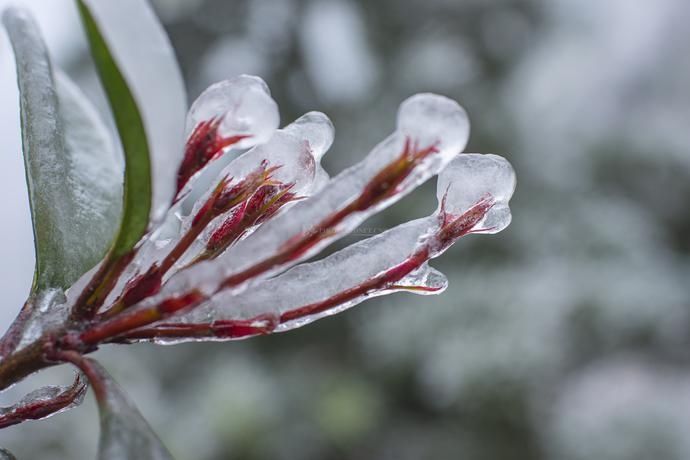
[{"xmin": 176, "ymin": 117, "xmax": 249, "ymax": 197}]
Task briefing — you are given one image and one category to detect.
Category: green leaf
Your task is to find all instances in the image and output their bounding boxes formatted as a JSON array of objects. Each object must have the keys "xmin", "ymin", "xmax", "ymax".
[
  {"xmin": 86, "ymin": 360, "xmax": 174, "ymax": 460},
  {"xmin": 75, "ymin": 2, "xmax": 150, "ymax": 258},
  {"xmin": 2, "ymin": 8, "xmax": 123, "ymax": 291},
  {"xmin": 77, "ymin": 0, "xmax": 187, "ymax": 258}
]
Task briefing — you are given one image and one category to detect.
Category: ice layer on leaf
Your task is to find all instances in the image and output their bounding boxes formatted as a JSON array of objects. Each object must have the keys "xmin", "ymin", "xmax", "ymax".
[
  {"xmin": 79, "ymin": 0, "xmax": 187, "ymax": 221},
  {"xmin": 159, "ymin": 93, "xmax": 469, "ymax": 297},
  {"xmin": 55, "ymin": 72, "xmax": 123, "ymax": 265},
  {"xmin": 67, "ymin": 358, "xmax": 174, "ymax": 460},
  {"xmin": 2, "ymin": 8, "xmax": 123, "ymax": 290},
  {"xmin": 14, "ymin": 289, "xmax": 68, "ymax": 353}
]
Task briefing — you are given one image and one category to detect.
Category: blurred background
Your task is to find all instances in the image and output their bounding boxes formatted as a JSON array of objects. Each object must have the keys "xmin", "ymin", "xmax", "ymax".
[{"xmin": 1, "ymin": 0, "xmax": 690, "ymax": 458}]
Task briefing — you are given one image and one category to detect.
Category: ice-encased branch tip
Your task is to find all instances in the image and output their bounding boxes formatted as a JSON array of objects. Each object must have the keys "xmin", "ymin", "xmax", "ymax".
[
  {"xmin": 0, "ymin": 374, "xmax": 87, "ymax": 429},
  {"xmin": 110, "ymin": 152, "xmax": 516, "ymax": 344},
  {"xmin": 176, "ymin": 75, "xmax": 280, "ymax": 200}
]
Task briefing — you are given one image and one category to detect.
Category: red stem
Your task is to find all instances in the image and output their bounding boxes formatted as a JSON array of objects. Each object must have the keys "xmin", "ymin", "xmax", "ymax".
[
  {"xmin": 69, "ymin": 251, "xmax": 135, "ymax": 321},
  {"xmin": 0, "ymin": 300, "xmax": 33, "ymax": 358},
  {"xmin": 50, "ymin": 350, "xmax": 107, "ymax": 404}
]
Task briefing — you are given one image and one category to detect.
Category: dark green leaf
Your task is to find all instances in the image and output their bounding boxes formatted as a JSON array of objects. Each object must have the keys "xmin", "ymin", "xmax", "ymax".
[{"xmin": 77, "ymin": 0, "xmax": 187, "ymax": 257}]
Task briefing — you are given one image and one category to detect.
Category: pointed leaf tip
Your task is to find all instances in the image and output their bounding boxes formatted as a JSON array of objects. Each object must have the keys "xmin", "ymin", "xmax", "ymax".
[{"xmin": 70, "ymin": 358, "xmax": 174, "ymax": 460}]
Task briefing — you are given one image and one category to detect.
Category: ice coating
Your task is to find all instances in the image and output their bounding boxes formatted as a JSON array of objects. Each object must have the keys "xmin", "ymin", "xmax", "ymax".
[
  {"xmin": 273, "ymin": 262, "xmax": 448, "ymax": 333},
  {"xmin": 183, "ymin": 130, "xmax": 315, "ymax": 231},
  {"xmin": 15, "ymin": 289, "xmax": 68, "ymax": 352},
  {"xmin": 158, "ymin": 93, "xmax": 470, "ymax": 296},
  {"xmin": 186, "ymin": 75, "xmax": 279, "ymax": 150},
  {"xmin": 161, "ymin": 217, "xmax": 441, "ymax": 337},
  {"xmin": 437, "ymin": 153, "xmax": 516, "ymax": 234},
  {"xmin": 398, "ymin": 93, "xmax": 470, "ymax": 154},
  {"xmin": 0, "ymin": 374, "xmax": 87, "ymax": 428},
  {"xmin": 79, "ymin": 0, "xmax": 187, "ymax": 222},
  {"xmin": 282, "ymin": 111, "xmax": 335, "ymax": 160},
  {"xmin": 2, "ymin": 8, "xmax": 123, "ymax": 290},
  {"xmin": 55, "ymin": 72, "xmax": 123, "ymax": 280},
  {"xmin": 282, "ymin": 111, "xmax": 333, "ymax": 194},
  {"xmin": 84, "ymin": 149, "xmax": 516, "ymax": 344},
  {"xmin": 477, "ymin": 204, "xmax": 513, "ymax": 235},
  {"xmin": 89, "ymin": 360, "xmax": 174, "ymax": 460},
  {"xmin": 394, "ymin": 263, "xmax": 449, "ymax": 293},
  {"xmin": 106, "ymin": 117, "xmax": 328, "ymax": 298},
  {"xmin": 312, "ymin": 166, "xmax": 331, "ymax": 193}
]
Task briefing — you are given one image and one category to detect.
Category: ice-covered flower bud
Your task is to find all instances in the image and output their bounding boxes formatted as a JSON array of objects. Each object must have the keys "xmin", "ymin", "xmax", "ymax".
[
  {"xmin": 351, "ymin": 94, "xmax": 470, "ymax": 209},
  {"xmin": 186, "ymin": 75, "xmax": 279, "ymax": 148},
  {"xmin": 397, "ymin": 93, "xmax": 470, "ymax": 163},
  {"xmin": 282, "ymin": 112, "xmax": 333, "ymax": 195},
  {"xmin": 176, "ymin": 76, "xmax": 280, "ymax": 197},
  {"xmin": 436, "ymin": 153, "xmax": 516, "ymax": 239},
  {"xmin": 283, "ymin": 111, "xmax": 335, "ymax": 161},
  {"xmin": 252, "ymin": 131, "xmax": 316, "ymax": 194},
  {"xmin": 189, "ymin": 130, "xmax": 315, "ymax": 219}
]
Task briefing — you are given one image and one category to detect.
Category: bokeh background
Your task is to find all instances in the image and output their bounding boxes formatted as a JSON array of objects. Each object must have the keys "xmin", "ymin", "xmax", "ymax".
[{"xmin": 2, "ymin": 0, "xmax": 690, "ymax": 459}]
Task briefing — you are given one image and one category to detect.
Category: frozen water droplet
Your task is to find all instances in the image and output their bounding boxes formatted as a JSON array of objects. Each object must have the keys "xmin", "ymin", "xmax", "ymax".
[
  {"xmin": 394, "ymin": 263, "xmax": 448, "ymax": 294},
  {"xmin": 397, "ymin": 93, "xmax": 470, "ymax": 157},
  {"xmin": 187, "ymin": 74, "xmax": 279, "ymax": 149},
  {"xmin": 283, "ymin": 111, "xmax": 335, "ymax": 161}
]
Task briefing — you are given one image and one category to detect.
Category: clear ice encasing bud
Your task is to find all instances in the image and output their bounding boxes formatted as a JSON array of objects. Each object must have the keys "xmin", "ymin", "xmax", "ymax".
[
  {"xmin": 186, "ymin": 74, "xmax": 279, "ymax": 149},
  {"xmin": 397, "ymin": 93, "xmax": 470, "ymax": 159},
  {"xmin": 283, "ymin": 111, "xmax": 335, "ymax": 161},
  {"xmin": 436, "ymin": 153, "xmax": 516, "ymax": 233}
]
